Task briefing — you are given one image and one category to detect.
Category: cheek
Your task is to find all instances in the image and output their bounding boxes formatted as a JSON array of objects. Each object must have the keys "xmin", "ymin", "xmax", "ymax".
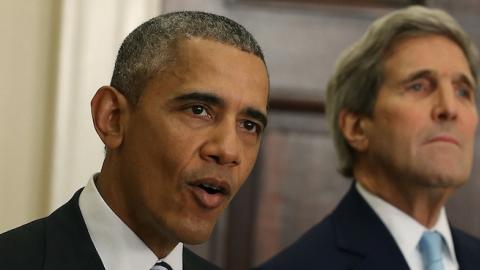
[
  {"xmin": 237, "ymin": 144, "xmax": 261, "ymax": 183},
  {"xmin": 155, "ymin": 129, "xmax": 198, "ymax": 178},
  {"xmin": 385, "ymin": 104, "xmax": 421, "ymax": 125},
  {"xmin": 384, "ymin": 105, "xmax": 424, "ymax": 134},
  {"xmin": 369, "ymin": 105, "xmax": 424, "ymax": 155},
  {"xmin": 461, "ymin": 109, "xmax": 478, "ymax": 139},
  {"xmin": 130, "ymin": 118, "xmax": 192, "ymax": 186}
]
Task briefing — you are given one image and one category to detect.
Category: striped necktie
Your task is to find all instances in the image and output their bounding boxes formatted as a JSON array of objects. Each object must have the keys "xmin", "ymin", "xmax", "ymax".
[
  {"xmin": 419, "ymin": 231, "xmax": 444, "ymax": 270},
  {"xmin": 151, "ymin": 260, "xmax": 173, "ymax": 270}
]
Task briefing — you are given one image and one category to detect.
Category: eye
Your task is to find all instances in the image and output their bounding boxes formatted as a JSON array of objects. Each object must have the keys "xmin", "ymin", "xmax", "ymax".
[
  {"xmin": 455, "ymin": 84, "xmax": 474, "ymax": 101},
  {"xmin": 191, "ymin": 105, "xmax": 205, "ymax": 114},
  {"xmin": 189, "ymin": 105, "xmax": 211, "ymax": 119},
  {"xmin": 406, "ymin": 77, "xmax": 437, "ymax": 95},
  {"xmin": 240, "ymin": 120, "xmax": 261, "ymax": 134},
  {"xmin": 457, "ymin": 88, "xmax": 471, "ymax": 98},
  {"xmin": 409, "ymin": 82, "xmax": 423, "ymax": 92}
]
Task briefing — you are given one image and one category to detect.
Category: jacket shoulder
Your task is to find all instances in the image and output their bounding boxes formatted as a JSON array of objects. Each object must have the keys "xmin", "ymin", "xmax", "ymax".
[
  {"xmin": 453, "ymin": 228, "xmax": 480, "ymax": 248},
  {"xmin": 183, "ymin": 247, "xmax": 221, "ymax": 270},
  {"xmin": 258, "ymin": 214, "xmax": 350, "ymax": 269},
  {"xmin": 0, "ymin": 218, "xmax": 47, "ymax": 268},
  {"xmin": 450, "ymin": 227, "xmax": 480, "ymax": 269},
  {"xmin": 258, "ymin": 185, "xmax": 374, "ymax": 270},
  {"xmin": 452, "ymin": 227, "xmax": 480, "ymax": 255}
]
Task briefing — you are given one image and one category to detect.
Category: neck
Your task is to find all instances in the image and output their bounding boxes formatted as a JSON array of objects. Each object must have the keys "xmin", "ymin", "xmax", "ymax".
[
  {"xmin": 95, "ymin": 156, "xmax": 178, "ymax": 258},
  {"xmin": 354, "ymin": 164, "xmax": 453, "ymax": 228}
]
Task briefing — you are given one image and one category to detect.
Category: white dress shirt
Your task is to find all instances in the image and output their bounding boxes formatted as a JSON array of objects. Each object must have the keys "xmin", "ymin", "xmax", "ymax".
[
  {"xmin": 356, "ymin": 183, "xmax": 458, "ymax": 270},
  {"xmin": 79, "ymin": 176, "xmax": 183, "ymax": 270}
]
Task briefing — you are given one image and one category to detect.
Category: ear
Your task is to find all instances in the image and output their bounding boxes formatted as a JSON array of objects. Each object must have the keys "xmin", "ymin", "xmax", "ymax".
[
  {"xmin": 338, "ymin": 109, "xmax": 369, "ymax": 152},
  {"xmin": 91, "ymin": 86, "xmax": 130, "ymax": 150}
]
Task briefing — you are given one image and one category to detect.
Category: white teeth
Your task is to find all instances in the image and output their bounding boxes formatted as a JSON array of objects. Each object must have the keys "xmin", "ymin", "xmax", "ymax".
[
  {"xmin": 201, "ymin": 183, "xmax": 220, "ymax": 190},
  {"xmin": 199, "ymin": 183, "xmax": 222, "ymax": 194}
]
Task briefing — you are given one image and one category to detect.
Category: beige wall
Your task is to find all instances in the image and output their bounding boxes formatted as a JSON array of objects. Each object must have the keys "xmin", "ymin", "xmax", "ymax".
[
  {"xmin": 0, "ymin": 0, "xmax": 60, "ymax": 233},
  {"xmin": 0, "ymin": 0, "xmax": 162, "ymax": 233}
]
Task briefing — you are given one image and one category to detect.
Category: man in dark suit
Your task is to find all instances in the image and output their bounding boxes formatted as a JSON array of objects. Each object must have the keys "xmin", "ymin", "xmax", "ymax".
[
  {"xmin": 260, "ymin": 6, "xmax": 480, "ymax": 270},
  {"xmin": 0, "ymin": 11, "xmax": 269, "ymax": 270}
]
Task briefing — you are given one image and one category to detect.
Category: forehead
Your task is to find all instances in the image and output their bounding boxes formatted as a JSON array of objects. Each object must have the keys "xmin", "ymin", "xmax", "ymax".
[
  {"xmin": 382, "ymin": 34, "xmax": 473, "ymax": 82},
  {"xmin": 155, "ymin": 38, "xmax": 269, "ymax": 110}
]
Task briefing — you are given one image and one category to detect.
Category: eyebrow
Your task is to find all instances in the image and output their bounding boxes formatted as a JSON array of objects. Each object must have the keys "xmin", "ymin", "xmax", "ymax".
[
  {"xmin": 172, "ymin": 91, "xmax": 268, "ymax": 127},
  {"xmin": 399, "ymin": 69, "xmax": 435, "ymax": 84},
  {"xmin": 172, "ymin": 92, "xmax": 224, "ymax": 106},
  {"xmin": 455, "ymin": 74, "xmax": 476, "ymax": 90},
  {"xmin": 399, "ymin": 69, "xmax": 476, "ymax": 89},
  {"xmin": 245, "ymin": 107, "xmax": 268, "ymax": 128}
]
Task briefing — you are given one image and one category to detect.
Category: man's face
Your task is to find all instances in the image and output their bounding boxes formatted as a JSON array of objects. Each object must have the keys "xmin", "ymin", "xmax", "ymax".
[
  {"xmin": 361, "ymin": 35, "xmax": 477, "ymax": 189},
  {"xmin": 118, "ymin": 38, "xmax": 269, "ymax": 244}
]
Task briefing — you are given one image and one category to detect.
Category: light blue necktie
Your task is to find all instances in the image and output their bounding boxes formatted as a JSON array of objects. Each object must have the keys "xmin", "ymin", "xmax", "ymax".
[{"xmin": 419, "ymin": 231, "xmax": 444, "ymax": 270}]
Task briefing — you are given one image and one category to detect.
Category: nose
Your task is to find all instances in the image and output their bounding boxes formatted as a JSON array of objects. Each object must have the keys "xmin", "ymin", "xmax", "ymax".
[
  {"xmin": 199, "ymin": 121, "xmax": 241, "ymax": 166},
  {"xmin": 432, "ymin": 84, "xmax": 458, "ymax": 122}
]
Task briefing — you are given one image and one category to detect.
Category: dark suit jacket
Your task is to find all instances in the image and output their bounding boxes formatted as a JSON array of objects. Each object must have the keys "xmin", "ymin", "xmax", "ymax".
[
  {"xmin": 259, "ymin": 185, "xmax": 480, "ymax": 270},
  {"xmin": 0, "ymin": 189, "xmax": 220, "ymax": 270}
]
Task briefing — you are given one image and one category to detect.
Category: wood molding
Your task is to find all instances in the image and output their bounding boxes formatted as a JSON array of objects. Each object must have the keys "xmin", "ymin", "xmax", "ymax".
[
  {"xmin": 269, "ymin": 96, "xmax": 325, "ymax": 114},
  {"xmin": 233, "ymin": 0, "xmax": 426, "ymax": 8}
]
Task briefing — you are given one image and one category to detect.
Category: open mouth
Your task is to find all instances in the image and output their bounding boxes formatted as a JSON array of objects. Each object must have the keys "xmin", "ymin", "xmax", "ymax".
[
  {"xmin": 188, "ymin": 178, "xmax": 231, "ymax": 209},
  {"xmin": 197, "ymin": 183, "xmax": 225, "ymax": 195}
]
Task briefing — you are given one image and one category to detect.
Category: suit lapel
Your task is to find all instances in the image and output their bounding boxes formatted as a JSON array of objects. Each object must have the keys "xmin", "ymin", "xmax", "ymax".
[
  {"xmin": 43, "ymin": 189, "xmax": 105, "ymax": 270},
  {"xmin": 332, "ymin": 184, "xmax": 410, "ymax": 270},
  {"xmin": 41, "ymin": 190, "xmax": 222, "ymax": 270}
]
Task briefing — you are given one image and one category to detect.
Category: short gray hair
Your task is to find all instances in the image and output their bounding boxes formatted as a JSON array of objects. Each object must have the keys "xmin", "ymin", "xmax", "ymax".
[
  {"xmin": 326, "ymin": 5, "xmax": 479, "ymax": 177},
  {"xmin": 111, "ymin": 11, "xmax": 265, "ymax": 105}
]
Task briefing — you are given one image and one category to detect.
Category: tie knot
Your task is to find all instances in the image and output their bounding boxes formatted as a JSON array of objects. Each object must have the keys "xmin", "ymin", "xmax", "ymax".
[
  {"xmin": 151, "ymin": 260, "xmax": 173, "ymax": 270},
  {"xmin": 419, "ymin": 231, "xmax": 444, "ymax": 270}
]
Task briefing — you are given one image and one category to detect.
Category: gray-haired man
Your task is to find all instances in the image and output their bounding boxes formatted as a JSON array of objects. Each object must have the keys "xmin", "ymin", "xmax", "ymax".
[{"xmin": 260, "ymin": 6, "xmax": 480, "ymax": 270}]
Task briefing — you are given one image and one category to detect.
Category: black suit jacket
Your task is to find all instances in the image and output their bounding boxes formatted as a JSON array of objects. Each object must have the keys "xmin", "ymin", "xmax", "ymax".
[
  {"xmin": 259, "ymin": 185, "xmax": 480, "ymax": 270},
  {"xmin": 0, "ymin": 189, "xmax": 220, "ymax": 270}
]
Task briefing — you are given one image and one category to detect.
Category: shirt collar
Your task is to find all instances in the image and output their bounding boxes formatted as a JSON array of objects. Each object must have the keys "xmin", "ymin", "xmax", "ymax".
[
  {"xmin": 79, "ymin": 175, "xmax": 183, "ymax": 270},
  {"xmin": 162, "ymin": 243, "xmax": 183, "ymax": 270},
  {"xmin": 356, "ymin": 182, "xmax": 457, "ymax": 264},
  {"xmin": 433, "ymin": 206, "xmax": 457, "ymax": 264}
]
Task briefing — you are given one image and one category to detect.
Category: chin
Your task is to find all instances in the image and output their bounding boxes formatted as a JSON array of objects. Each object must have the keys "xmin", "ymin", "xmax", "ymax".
[
  {"xmin": 415, "ymin": 157, "xmax": 471, "ymax": 187},
  {"xmin": 176, "ymin": 218, "xmax": 216, "ymax": 245},
  {"xmin": 183, "ymin": 234, "xmax": 211, "ymax": 245},
  {"xmin": 418, "ymin": 169, "xmax": 469, "ymax": 189}
]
